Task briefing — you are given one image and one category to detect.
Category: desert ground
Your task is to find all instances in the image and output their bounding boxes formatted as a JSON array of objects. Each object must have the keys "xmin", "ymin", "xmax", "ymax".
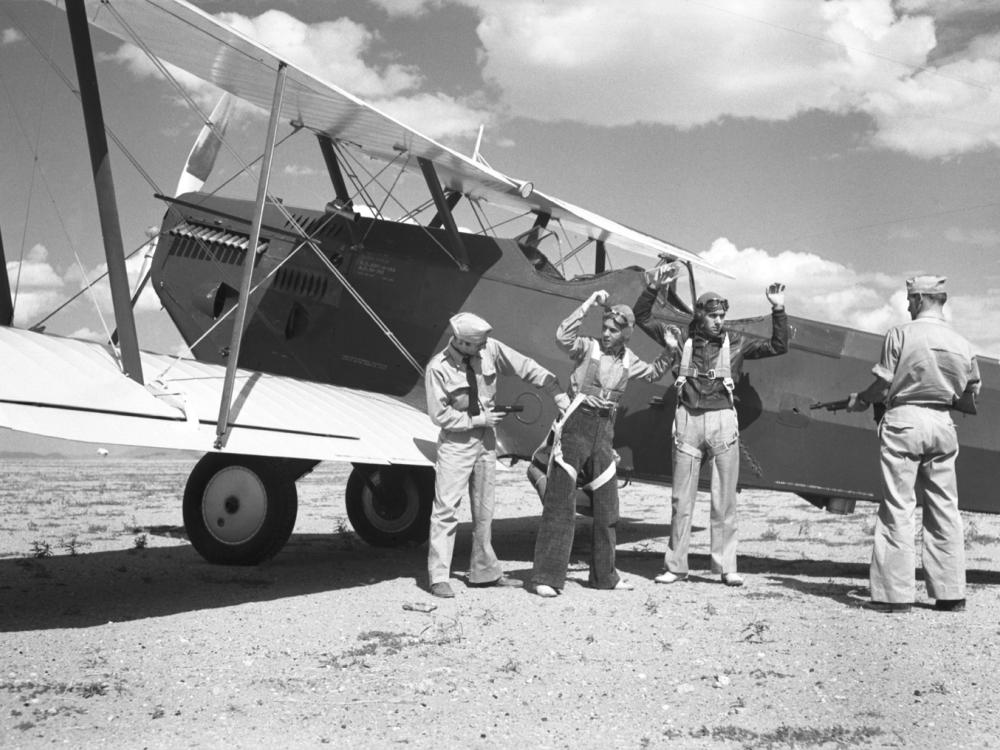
[{"xmin": 2, "ymin": 455, "xmax": 1000, "ymax": 749}]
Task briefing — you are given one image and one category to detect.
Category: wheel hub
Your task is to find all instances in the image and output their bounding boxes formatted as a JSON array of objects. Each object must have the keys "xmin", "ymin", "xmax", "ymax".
[{"xmin": 202, "ymin": 466, "xmax": 267, "ymax": 545}]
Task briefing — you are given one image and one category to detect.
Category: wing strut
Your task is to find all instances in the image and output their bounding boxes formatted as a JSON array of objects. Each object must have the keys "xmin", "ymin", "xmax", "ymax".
[
  {"xmin": 215, "ymin": 62, "xmax": 288, "ymax": 449},
  {"xmin": 417, "ymin": 157, "xmax": 470, "ymax": 271},
  {"xmin": 65, "ymin": 0, "xmax": 143, "ymax": 384},
  {"xmin": 0, "ymin": 225, "xmax": 12, "ymax": 326},
  {"xmin": 316, "ymin": 134, "xmax": 353, "ymax": 209},
  {"xmin": 595, "ymin": 240, "xmax": 607, "ymax": 274},
  {"xmin": 429, "ymin": 190, "xmax": 462, "ymax": 229}
]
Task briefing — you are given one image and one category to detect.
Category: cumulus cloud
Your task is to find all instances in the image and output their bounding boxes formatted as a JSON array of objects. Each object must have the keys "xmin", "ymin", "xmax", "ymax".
[
  {"xmin": 695, "ymin": 238, "xmax": 999, "ymax": 356},
  {"xmin": 7, "ymin": 239, "xmax": 160, "ymax": 332},
  {"xmin": 699, "ymin": 238, "xmax": 900, "ymax": 332},
  {"xmin": 368, "ymin": 0, "xmax": 447, "ymax": 18},
  {"xmin": 7, "ymin": 244, "xmax": 65, "ymax": 326},
  {"xmin": 458, "ymin": 0, "xmax": 999, "ymax": 158}
]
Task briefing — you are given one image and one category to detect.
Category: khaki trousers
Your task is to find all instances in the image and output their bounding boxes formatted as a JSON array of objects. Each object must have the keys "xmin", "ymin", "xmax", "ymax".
[
  {"xmin": 871, "ymin": 404, "xmax": 965, "ymax": 603},
  {"xmin": 665, "ymin": 405, "xmax": 740, "ymax": 575},
  {"xmin": 427, "ymin": 427, "xmax": 503, "ymax": 585}
]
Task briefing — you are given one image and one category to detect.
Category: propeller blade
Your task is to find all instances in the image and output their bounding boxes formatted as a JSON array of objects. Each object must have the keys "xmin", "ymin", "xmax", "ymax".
[{"xmin": 174, "ymin": 93, "xmax": 233, "ymax": 196}]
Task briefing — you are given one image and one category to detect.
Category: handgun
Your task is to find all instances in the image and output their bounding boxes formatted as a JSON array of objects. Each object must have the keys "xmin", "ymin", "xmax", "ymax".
[{"xmin": 810, "ymin": 398, "xmax": 850, "ymax": 412}]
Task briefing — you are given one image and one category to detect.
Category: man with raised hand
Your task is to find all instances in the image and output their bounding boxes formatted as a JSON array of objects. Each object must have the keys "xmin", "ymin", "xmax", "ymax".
[
  {"xmin": 531, "ymin": 290, "xmax": 674, "ymax": 597},
  {"xmin": 635, "ymin": 264, "xmax": 787, "ymax": 588}
]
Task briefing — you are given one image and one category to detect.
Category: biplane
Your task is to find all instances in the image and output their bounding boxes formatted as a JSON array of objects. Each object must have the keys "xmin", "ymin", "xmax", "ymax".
[{"xmin": 1, "ymin": 0, "xmax": 997, "ymax": 566}]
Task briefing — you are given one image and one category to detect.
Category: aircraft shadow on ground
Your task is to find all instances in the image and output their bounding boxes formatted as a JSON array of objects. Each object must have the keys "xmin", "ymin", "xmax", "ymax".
[
  {"xmin": 3, "ymin": 515, "xmax": 998, "ymax": 631},
  {"xmin": 0, "ymin": 530, "xmax": 430, "ymax": 633}
]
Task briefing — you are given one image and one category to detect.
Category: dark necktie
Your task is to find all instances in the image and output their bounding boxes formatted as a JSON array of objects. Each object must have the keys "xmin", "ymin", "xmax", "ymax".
[{"xmin": 463, "ymin": 356, "xmax": 481, "ymax": 416}]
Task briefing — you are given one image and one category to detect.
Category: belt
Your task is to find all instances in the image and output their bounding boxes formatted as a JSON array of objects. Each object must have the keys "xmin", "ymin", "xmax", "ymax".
[
  {"xmin": 890, "ymin": 402, "xmax": 950, "ymax": 411},
  {"xmin": 578, "ymin": 403, "xmax": 614, "ymax": 418}
]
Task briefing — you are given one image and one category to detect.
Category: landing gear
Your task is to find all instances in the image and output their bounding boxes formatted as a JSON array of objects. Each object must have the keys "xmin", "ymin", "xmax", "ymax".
[
  {"xmin": 183, "ymin": 454, "xmax": 311, "ymax": 564},
  {"xmin": 345, "ymin": 464, "xmax": 434, "ymax": 547}
]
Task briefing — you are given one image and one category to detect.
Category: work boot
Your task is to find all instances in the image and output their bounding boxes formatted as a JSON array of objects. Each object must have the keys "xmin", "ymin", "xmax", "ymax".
[{"xmin": 430, "ymin": 582, "xmax": 455, "ymax": 599}]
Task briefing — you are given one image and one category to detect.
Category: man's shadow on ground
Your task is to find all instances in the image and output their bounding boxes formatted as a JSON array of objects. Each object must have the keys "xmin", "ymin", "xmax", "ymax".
[{"xmin": 4, "ymin": 514, "xmax": 997, "ymax": 631}]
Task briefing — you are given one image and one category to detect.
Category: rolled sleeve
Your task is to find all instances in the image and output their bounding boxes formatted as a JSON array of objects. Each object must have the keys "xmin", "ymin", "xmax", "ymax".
[
  {"xmin": 872, "ymin": 327, "xmax": 902, "ymax": 383},
  {"xmin": 425, "ymin": 364, "xmax": 473, "ymax": 432}
]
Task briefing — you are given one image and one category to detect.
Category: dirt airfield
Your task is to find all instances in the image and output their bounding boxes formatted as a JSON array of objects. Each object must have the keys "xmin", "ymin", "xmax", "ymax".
[{"xmin": 2, "ymin": 456, "xmax": 1000, "ymax": 749}]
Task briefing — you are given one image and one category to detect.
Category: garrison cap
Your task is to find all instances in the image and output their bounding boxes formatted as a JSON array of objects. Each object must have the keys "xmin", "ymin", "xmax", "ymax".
[
  {"xmin": 449, "ymin": 312, "xmax": 492, "ymax": 343},
  {"xmin": 603, "ymin": 304, "xmax": 635, "ymax": 330},
  {"xmin": 906, "ymin": 275, "xmax": 947, "ymax": 295}
]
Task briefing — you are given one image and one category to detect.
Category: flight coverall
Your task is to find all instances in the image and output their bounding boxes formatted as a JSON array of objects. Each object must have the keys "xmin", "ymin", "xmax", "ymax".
[
  {"xmin": 425, "ymin": 339, "xmax": 560, "ymax": 586},
  {"xmin": 531, "ymin": 301, "xmax": 672, "ymax": 590},
  {"xmin": 869, "ymin": 317, "xmax": 980, "ymax": 604},
  {"xmin": 633, "ymin": 286, "xmax": 788, "ymax": 576}
]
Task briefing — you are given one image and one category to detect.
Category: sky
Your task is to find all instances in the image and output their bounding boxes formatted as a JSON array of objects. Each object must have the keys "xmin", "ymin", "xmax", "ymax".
[{"xmin": 0, "ymin": 0, "xmax": 999, "ymax": 360}]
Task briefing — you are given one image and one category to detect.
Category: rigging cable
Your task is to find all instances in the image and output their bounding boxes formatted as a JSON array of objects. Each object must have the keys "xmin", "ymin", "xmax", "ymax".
[{"xmin": 102, "ymin": 2, "xmax": 427, "ymax": 378}]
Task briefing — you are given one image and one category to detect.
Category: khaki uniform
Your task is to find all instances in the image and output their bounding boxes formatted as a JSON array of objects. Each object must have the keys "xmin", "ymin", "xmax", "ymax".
[
  {"xmin": 869, "ymin": 316, "xmax": 980, "ymax": 603},
  {"xmin": 425, "ymin": 339, "xmax": 558, "ymax": 585}
]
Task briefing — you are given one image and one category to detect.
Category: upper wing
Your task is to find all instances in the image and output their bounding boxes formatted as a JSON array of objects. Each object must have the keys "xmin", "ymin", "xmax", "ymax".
[
  {"xmin": 40, "ymin": 0, "xmax": 726, "ymax": 275},
  {"xmin": 0, "ymin": 327, "xmax": 437, "ymax": 464}
]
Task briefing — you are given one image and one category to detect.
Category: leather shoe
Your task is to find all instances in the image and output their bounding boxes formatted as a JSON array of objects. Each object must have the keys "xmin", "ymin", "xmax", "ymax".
[
  {"xmin": 934, "ymin": 598, "xmax": 966, "ymax": 612},
  {"xmin": 721, "ymin": 573, "xmax": 744, "ymax": 587},
  {"xmin": 612, "ymin": 578, "xmax": 634, "ymax": 591},
  {"xmin": 468, "ymin": 576, "xmax": 524, "ymax": 589},
  {"xmin": 654, "ymin": 571, "xmax": 687, "ymax": 584},
  {"xmin": 865, "ymin": 600, "xmax": 911, "ymax": 613},
  {"xmin": 533, "ymin": 584, "xmax": 559, "ymax": 598},
  {"xmin": 430, "ymin": 582, "xmax": 455, "ymax": 599}
]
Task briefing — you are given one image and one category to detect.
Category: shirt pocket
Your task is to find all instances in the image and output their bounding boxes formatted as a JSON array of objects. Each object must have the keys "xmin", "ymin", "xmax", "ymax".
[{"xmin": 480, "ymin": 354, "xmax": 498, "ymax": 388}]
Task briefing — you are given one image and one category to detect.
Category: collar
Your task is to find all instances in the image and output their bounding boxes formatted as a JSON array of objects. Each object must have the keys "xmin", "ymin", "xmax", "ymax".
[
  {"xmin": 446, "ymin": 342, "xmax": 481, "ymax": 366},
  {"xmin": 693, "ymin": 328, "xmax": 724, "ymax": 343},
  {"xmin": 914, "ymin": 312, "xmax": 947, "ymax": 323},
  {"xmin": 599, "ymin": 342, "xmax": 626, "ymax": 360}
]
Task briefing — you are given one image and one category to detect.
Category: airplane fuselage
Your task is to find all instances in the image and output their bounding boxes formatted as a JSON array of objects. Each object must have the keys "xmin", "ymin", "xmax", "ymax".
[{"xmin": 152, "ymin": 193, "xmax": 1000, "ymax": 514}]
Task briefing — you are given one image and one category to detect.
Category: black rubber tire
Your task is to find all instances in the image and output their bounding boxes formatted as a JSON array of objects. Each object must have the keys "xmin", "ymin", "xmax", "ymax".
[
  {"xmin": 183, "ymin": 454, "xmax": 298, "ymax": 565},
  {"xmin": 345, "ymin": 464, "xmax": 434, "ymax": 547}
]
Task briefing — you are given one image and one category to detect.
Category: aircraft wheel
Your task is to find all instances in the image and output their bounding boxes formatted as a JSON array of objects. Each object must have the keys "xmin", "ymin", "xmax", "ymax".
[
  {"xmin": 345, "ymin": 464, "xmax": 433, "ymax": 547},
  {"xmin": 183, "ymin": 454, "xmax": 298, "ymax": 565}
]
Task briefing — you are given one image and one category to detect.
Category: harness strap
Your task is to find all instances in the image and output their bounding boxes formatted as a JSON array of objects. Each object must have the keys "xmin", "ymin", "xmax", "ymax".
[
  {"xmin": 675, "ymin": 334, "xmax": 734, "ymax": 398},
  {"xmin": 576, "ymin": 338, "xmax": 630, "ymax": 403},
  {"xmin": 548, "ymin": 392, "xmax": 587, "ymax": 484},
  {"xmin": 580, "ymin": 460, "xmax": 617, "ymax": 492}
]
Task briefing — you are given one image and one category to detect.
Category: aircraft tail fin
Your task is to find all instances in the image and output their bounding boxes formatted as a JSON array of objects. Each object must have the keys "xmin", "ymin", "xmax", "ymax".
[
  {"xmin": 174, "ymin": 93, "xmax": 233, "ymax": 196},
  {"xmin": 0, "ymin": 225, "xmax": 13, "ymax": 327}
]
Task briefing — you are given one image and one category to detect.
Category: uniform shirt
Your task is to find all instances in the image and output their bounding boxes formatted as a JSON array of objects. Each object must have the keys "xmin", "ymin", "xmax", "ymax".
[
  {"xmin": 557, "ymin": 301, "xmax": 673, "ymax": 409},
  {"xmin": 633, "ymin": 285, "xmax": 788, "ymax": 411},
  {"xmin": 873, "ymin": 315, "xmax": 981, "ymax": 408},
  {"xmin": 425, "ymin": 338, "xmax": 559, "ymax": 432}
]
